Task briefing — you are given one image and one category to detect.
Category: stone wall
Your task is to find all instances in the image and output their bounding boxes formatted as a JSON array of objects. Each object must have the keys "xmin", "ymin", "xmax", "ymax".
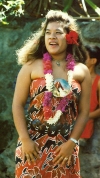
[
  {"xmin": 0, "ymin": 19, "xmax": 43, "ymax": 178},
  {"xmin": 0, "ymin": 20, "xmax": 100, "ymax": 178}
]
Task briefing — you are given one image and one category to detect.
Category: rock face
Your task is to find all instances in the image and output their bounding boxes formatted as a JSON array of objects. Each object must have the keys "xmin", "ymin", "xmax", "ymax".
[
  {"xmin": 78, "ymin": 21, "xmax": 100, "ymax": 178},
  {"xmin": 81, "ymin": 21, "xmax": 100, "ymax": 48},
  {"xmin": 79, "ymin": 118, "xmax": 100, "ymax": 178},
  {"xmin": 0, "ymin": 19, "xmax": 100, "ymax": 178},
  {"xmin": 0, "ymin": 19, "xmax": 43, "ymax": 178}
]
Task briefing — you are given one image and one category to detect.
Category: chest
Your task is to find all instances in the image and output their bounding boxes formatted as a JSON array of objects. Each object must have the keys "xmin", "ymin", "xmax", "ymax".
[
  {"xmin": 31, "ymin": 61, "xmax": 69, "ymax": 80},
  {"xmin": 31, "ymin": 60, "xmax": 83, "ymax": 84}
]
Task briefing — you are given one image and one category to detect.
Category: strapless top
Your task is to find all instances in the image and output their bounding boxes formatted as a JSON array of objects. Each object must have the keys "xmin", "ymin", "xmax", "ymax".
[
  {"xmin": 28, "ymin": 77, "xmax": 81, "ymax": 119},
  {"xmin": 27, "ymin": 77, "xmax": 81, "ymax": 138}
]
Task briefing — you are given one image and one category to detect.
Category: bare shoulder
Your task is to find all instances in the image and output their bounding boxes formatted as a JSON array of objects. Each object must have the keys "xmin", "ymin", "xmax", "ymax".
[
  {"xmin": 18, "ymin": 59, "xmax": 37, "ymax": 76},
  {"xmin": 31, "ymin": 58, "xmax": 44, "ymax": 79},
  {"xmin": 73, "ymin": 63, "xmax": 91, "ymax": 83},
  {"xmin": 17, "ymin": 58, "xmax": 43, "ymax": 80},
  {"xmin": 75, "ymin": 62, "xmax": 90, "ymax": 73},
  {"xmin": 16, "ymin": 63, "xmax": 33, "ymax": 86}
]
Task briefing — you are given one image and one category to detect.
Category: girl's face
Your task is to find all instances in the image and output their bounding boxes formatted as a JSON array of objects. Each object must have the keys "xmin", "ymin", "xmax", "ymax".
[{"xmin": 45, "ymin": 21, "xmax": 67, "ymax": 57}]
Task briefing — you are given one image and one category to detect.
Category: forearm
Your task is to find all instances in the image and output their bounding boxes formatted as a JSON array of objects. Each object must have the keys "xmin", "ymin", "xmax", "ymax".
[
  {"xmin": 12, "ymin": 104, "xmax": 30, "ymax": 141},
  {"xmin": 89, "ymin": 108, "xmax": 100, "ymax": 120},
  {"xmin": 69, "ymin": 112, "xmax": 89, "ymax": 141}
]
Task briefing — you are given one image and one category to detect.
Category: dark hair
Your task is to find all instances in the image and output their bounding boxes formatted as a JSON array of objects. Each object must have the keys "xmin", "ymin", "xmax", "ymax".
[{"xmin": 85, "ymin": 46, "xmax": 100, "ymax": 65}]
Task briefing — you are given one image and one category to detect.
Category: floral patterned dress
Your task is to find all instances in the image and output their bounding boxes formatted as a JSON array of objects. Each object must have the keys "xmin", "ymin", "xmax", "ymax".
[{"xmin": 15, "ymin": 77, "xmax": 81, "ymax": 178}]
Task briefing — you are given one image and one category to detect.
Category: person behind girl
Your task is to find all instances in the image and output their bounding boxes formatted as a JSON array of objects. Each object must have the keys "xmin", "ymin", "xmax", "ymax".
[
  {"xmin": 12, "ymin": 10, "xmax": 91, "ymax": 178},
  {"xmin": 80, "ymin": 46, "xmax": 100, "ymax": 146}
]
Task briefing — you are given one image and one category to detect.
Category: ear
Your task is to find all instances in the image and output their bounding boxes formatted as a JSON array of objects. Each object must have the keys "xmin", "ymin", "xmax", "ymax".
[{"xmin": 91, "ymin": 58, "xmax": 97, "ymax": 65}]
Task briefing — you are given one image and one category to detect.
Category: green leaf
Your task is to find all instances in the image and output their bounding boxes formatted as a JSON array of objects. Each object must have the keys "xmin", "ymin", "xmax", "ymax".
[
  {"xmin": 85, "ymin": 0, "xmax": 100, "ymax": 16},
  {"xmin": 63, "ymin": 0, "xmax": 73, "ymax": 12},
  {"xmin": 1, "ymin": 20, "xmax": 9, "ymax": 25}
]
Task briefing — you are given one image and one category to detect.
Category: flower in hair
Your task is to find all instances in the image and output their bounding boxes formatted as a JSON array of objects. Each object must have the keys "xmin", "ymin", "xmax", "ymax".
[{"xmin": 66, "ymin": 31, "xmax": 79, "ymax": 45}]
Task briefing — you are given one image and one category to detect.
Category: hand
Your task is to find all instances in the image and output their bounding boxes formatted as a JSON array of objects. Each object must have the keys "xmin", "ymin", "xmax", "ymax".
[
  {"xmin": 53, "ymin": 140, "xmax": 75, "ymax": 166},
  {"xmin": 21, "ymin": 138, "xmax": 40, "ymax": 165}
]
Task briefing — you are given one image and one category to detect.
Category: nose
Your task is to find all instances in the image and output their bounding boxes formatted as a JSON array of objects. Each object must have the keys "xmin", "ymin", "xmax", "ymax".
[{"xmin": 49, "ymin": 33, "xmax": 56, "ymax": 39}]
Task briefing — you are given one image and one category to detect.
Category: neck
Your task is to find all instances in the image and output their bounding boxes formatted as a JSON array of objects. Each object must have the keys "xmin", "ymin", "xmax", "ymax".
[
  {"xmin": 51, "ymin": 53, "xmax": 67, "ymax": 61},
  {"xmin": 89, "ymin": 67, "xmax": 96, "ymax": 77}
]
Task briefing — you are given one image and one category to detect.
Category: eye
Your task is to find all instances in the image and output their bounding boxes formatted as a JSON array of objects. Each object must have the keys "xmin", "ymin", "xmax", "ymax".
[
  {"xmin": 45, "ymin": 31, "xmax": 50, "ymax": 34},
  {"xmin": 56, "ymin": 31, "xmax": 63, "ymax": 34}
]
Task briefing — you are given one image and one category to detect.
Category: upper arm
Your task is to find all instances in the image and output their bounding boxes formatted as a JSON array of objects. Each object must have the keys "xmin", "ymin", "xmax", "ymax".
[
  {"xmin": 78, "ymin": 65, "xmax": 92, "ymax": 115},
  {"xmin": 12, "ymin": 64, "xmax": 32, "ymax": 107}
]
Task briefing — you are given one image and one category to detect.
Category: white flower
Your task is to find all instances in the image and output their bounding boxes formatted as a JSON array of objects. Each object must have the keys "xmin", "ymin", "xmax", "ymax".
[
  {"xmin": 45, "ymin": 73, "xmax": 54, "ymax": 91},
  {"xmin": 47, "ymin": 110, "xmax": 62, "ymax": 125},
  {"xmin": 67, "ymin": 70, "xmax": 73, "ymax": 86}
]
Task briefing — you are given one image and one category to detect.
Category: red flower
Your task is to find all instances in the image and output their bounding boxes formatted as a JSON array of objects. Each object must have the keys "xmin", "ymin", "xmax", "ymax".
[{"xmin": 66, "ymin": 31, "xmax": 79, "ymax": 45}]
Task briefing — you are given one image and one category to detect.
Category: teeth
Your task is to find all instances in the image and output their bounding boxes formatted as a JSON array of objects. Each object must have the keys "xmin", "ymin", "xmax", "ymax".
[{"xmin": 50, "ymin": 43, "xmax": 57, "ymax": 45}]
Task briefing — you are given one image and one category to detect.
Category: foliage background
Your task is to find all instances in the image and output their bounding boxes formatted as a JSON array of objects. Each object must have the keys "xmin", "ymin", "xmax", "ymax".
[{"xmin": 0, "ymin": 0, "xmax": 100, "ymax": 26}]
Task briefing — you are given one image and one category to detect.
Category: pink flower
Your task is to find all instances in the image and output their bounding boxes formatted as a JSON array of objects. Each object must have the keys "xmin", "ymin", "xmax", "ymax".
[
  {"xmin": 43, "ymin": 92, "xmax": 52, "ymax": 106},
  {"xmin": 67, "ymin": 60, "xmax": 75, "ymax": 70},
  {"xmin": 66, "ymin": 54, "xmax": 75, "ymax": 71},
  {"xmin": 57, "ymin": 97, "xmax": 68, "ymax": 112},
  {"xmin": 43, "ymin": 52, "xmax": 51, "ymax": 60},
  {"xmin": 43, "ymin": 53, "xmax": 52, "ymax": 74}
]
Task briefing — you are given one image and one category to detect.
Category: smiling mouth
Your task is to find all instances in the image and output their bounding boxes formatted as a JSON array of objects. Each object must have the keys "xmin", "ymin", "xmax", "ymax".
[{"xmin": 49, "ymin": 42, "xmax": 58, "ymax": 46}]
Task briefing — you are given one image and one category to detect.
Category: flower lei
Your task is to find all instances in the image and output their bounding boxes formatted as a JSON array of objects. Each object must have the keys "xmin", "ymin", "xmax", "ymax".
[
  {"xmin": 66, "ymin": 30, "xmax": 79, "ymax": 45},
  {"xmin": 43, "ymin": 52, "xmax": 75, "ymax": 125}
]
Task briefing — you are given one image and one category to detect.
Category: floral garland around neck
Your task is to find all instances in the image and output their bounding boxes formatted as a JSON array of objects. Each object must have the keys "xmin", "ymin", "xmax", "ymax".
[{"xmin": 43, "ymin": 52, "xmax": 75, "ymax": 125}]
